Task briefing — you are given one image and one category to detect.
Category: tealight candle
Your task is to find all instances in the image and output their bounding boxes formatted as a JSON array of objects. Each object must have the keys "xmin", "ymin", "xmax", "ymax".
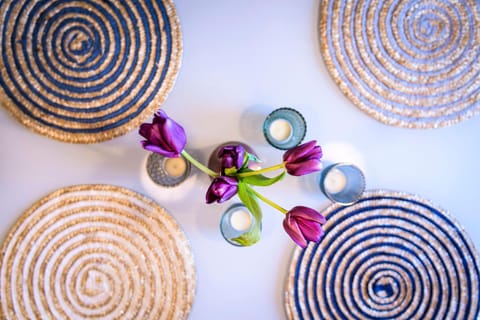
[
  {"xmin": 323, "ymin": 168, "xmax": 347, "ymax": 194},
  {"xmin": 146, "ymin": 153, "xmax": 191, "ymax": 187},
  {"xmin": 164, "ymin": 157, "xmax": 187, "ymax": 178},
  {"xmin": 320, "ymin": 163, "xmax": 366, "ymax": 205},
  {"xmin": 263, "ymin": 107, "xmax": 306, "ymax": 150},
  {"xmin": 269, "ymin": 118, "xmax": 292, "ymax": 142},
  {"xmin": 230, "ymin": 209, "xmax": 252, "ymax": 232}
]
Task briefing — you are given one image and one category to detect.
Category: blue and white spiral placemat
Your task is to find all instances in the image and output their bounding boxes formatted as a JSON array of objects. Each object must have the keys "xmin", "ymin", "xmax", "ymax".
[
  {"xmin": 285, "ymin": 190, "xmax": 480, "ymax": 319},
  {"xmin": 320, "ymin": 0, "xmax": 480, "ymax": 128},
  {"xmin": 0, "ymin": 185, "xmax": 196, "ymax": 319},
  {"xmin": 0, "ymin": 0, "xmax": 181, "ymax": 143}
]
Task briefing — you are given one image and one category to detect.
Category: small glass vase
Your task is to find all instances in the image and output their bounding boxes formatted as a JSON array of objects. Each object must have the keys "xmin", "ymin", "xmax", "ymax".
[{"xmin": 146, "ymin": 153, "xmax": 192, "ymax": 187}]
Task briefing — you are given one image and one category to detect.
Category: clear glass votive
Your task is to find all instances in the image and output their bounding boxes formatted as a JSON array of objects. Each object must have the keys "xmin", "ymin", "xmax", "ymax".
[
  {"xmin": 146, "ymin": 153, "xmax": 191, "ymax": 187},
  {"xmin": 319, "ymin": 163, "xmax": 366, "ymax": 205},
  {"xmin": 220, "ymin": 203, "xmax": 257, "ymax": 246},
  {"xmin": 263, "ymin": 107, "xmax": 307, "ymax": 150}
]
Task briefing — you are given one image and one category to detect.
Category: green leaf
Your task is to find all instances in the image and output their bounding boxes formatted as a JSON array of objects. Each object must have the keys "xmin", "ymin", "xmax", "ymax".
[
  {"xmin": 241, "ymin": 171, "xmax": 286, "ymax": 187},
  {"xmin": 232, "ymin": 182, "xmax": 262, "ymax": 246},
  {"xmin": 240, "ymin": 154, "xmax": 249, "ymax": 170}
]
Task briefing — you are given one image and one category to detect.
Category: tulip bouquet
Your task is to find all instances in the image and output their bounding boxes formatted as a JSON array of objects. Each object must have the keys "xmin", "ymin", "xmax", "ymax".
[{"xmin": 139, "ymin": 109, "xmax": 326, "ymax": 248}]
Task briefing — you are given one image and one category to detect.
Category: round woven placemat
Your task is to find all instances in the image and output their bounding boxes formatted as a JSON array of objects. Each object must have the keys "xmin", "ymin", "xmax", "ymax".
[
  {"xmin": 0, "ymin": 185, "xmax": 196, "ymax": 319},
  {"xmin": 0, "ymin": 0, "xmax": 181, "ymax": 143},
  {"xmin": 320, "ymin": 0, "xmax": 480, "ymax": 128},
  {"xmin": 285, "ymin": 190, "xmax": 480, "ymax": 319}
]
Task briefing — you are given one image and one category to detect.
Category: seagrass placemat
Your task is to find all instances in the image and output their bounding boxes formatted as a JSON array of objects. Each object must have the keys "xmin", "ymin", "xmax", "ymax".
[
  {"xmin": 285, "ymin": 190, "xmax": 480, "ymax": 319},
  {"xmin": 0, "ymin": 0, "xmax": 181, "ymax": 143},
  {"xmin": 0, "ymin": 185, "xmax": 196, "ymax": 319},
  {"xmin": 320, "ymin": 0, "xmax": 480, "ymax": 128}
]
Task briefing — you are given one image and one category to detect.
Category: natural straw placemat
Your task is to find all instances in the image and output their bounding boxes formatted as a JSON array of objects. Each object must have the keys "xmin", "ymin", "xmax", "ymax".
[
  {"xmin": 0, "ymin": 0, "xmax": 181, "ymax": 143},
  {"xmin": 285, "ymin": 190, "xmax": 480, "ymax": 319},
  {"xmin": 0, "ymin": 185, "xmax": 196, "ymax": 319},
  {"xmin": 320, "ymin": 0, "xmax": 480, "ymax": 128}
]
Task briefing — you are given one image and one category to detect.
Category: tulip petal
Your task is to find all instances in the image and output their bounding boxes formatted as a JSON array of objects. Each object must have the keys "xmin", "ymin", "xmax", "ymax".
[
  {"xmin": 283, "ymin": 141, "xmax": 323, "ymax": 176},
  {"xmin": 290, "ymin": 206, "xmax": 327, "ymax": 224},
  {"xmin": 221, "ymin": 158, "xmax": 234, "ymax": 169},
  {"xmin": 234, "ymin": 146, "xmax": 245, "ymax": 169},
  {"xmin": 222, "ymin": 176, "xmax": 238, "ymax": 185},
  {"xmin": 297, "ymin": 218, "xmax": 323, "ymax": 242},
  {"xmin": 205, "ymin": 177, "xmax": 238, "ymax": 204},
  {"xmin": 218, "ymin": 145, "xmax": 245, "ymax": 170},
  {"xmin": 205, "ymin": 188, "xmax": 217, "ymax": 204},
  {"xmin": 141, "ymin": 142, "xmax": 178, "ymax": 157},
  {"xmin": 139, "ymin": 109, "xmax": 187, "ymax": 157},
  {"xmin": 217, "ymin": 185, "xmax": 237, "ymax": 203},
  {"xmin": 283, "ymin": 140, "xmax": 318, "ymax": 162},
  {"xmin": 150, "ymin": 125, "xmax": 170, "ymax": 149},
  {"xmin": 285, "ymin": 159, "xmax": 323, "ymax": 176},
  {"xmin": 139, "ymin": 123, "xmax": 153, "ymax": 140},
  {"xmin": 153, "ymin": 109, "xmax": 168, "ymax": 123},
  {"xmin": 159, "ymin": 119, "xmax": 186, "ymax": 152},
  {"xmin": 283, "ymin": 216, "xmax": 308, "ymax": 248}
]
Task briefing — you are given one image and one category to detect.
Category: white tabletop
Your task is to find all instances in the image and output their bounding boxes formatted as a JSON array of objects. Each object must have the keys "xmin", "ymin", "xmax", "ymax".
[{"xmin": 1, "ymin": 0, "xmax": 480, "ymax": 319}]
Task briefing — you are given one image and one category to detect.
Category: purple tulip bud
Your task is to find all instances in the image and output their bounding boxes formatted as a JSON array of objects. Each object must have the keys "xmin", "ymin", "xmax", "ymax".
[
  {"xmin": 283, "ymin": 140, "xmax": 322, "ymax": 176},
  {"xmin": 139, "ymin": 110, "xmax": 187, "ymax": 158},
  {"xmin": 206, "ymin": 176, "xmax": 239, "ymax": 204},
  {"xmin": 217, "ymin": 145, "xmax": 245, "ymax": 170},
  {"xmin": 283, "ymin": 206, "xmax": 326, "ymax": 248}
]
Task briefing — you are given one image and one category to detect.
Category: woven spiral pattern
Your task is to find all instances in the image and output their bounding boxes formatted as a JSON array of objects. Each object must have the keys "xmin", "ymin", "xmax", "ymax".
[
  {"xmin": 320, "ymin": 0, "xmax": 480, "ymax": 128},
  {"xmin": 285, "ymin": 190, "xmax": 480, "ymax": 319},
  {"xmin": 0, "ymin": 0, "xmax": 181, "ymax": 143},
  {"xmin": 0, "ymin": 185, "xmax": 196, "ymax": 319}
]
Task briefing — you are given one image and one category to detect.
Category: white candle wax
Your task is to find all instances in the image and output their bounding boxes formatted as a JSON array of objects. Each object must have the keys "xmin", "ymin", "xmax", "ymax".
[
  {"xmin": 230, "ymin": 209, "xmax": 252, "ymax": 232},
  {"xmin": 164, "ymin": 157, "xmax": 187, "ymax": 178},
  {"xmin": 269, "ymin": 118, "xmax": 292, "ymax": 141},
  {"xmin": 324, "ymin": 168, "xmax": 347, "ymax": 194}
]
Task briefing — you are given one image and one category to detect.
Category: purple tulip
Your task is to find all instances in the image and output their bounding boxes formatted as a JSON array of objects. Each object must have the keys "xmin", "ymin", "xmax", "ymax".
[
  {"xmin": 283, "ymin": 140, "xmax": 322, "ymax": 176},
  {"xmin": 283, "ymin": 206, "xmax": 326, "ymax": 248},
  {"xmin": 217, "ymin": 145, "xmax": 245, "ymax": 170},
  {"xmin": 139, "ymin": 110, "xmax": 186, "ymax": 157},
  {"xmin": 206, "ymin": 176, "xmax": 239, "ymax": 204}
]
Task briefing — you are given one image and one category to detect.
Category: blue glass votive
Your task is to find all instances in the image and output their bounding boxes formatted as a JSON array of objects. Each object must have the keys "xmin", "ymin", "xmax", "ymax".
[
  {"xmin": 146, "ymin": 153, "xmax": 191, "ymax": 187},
  {"xmin": 319, "ymin": 163, "xmax": 366, "ymax": 205},
  {"xmin": 263, "ymin": 107, "xmax": 307, "ymax": 150},
  {"xmin": 220, "ymin": 203, "xmax": 257, "ymax": 246}
]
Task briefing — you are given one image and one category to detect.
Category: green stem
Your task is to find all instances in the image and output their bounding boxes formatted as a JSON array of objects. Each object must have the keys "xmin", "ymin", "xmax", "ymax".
[
  {"xmin": 246, "ymin": 185, "xmax": 288, "ymax": 214},
  {"xmin": 236, "ymin": 163, "xmax": 285, "ymax": 178},
  {"xmin": 181, "ymin": 150, "xmax": 219, "ymax": 177}
]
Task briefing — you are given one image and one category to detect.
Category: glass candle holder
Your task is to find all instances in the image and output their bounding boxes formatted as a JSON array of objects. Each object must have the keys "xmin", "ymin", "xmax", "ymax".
[
  {"xmin": 146, "ymin": 153, "xmax": 191, "ymax": 187},
  {"xmin": 319, "ymin": 163, "xmax": 366, "ymax": 205},
  {"xmin": 263, "ymin": 107, "xmax": 306, "ymax": 150},
  {"xmin": 220, "ymin": 203, "xmax": 258, "ymax": 246}
]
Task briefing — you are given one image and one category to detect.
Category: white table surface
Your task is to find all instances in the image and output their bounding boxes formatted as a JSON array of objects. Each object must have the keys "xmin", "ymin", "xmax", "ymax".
[{"xmin": 1, "ymin": 0, "xmax": 480, "ymax": 319}]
